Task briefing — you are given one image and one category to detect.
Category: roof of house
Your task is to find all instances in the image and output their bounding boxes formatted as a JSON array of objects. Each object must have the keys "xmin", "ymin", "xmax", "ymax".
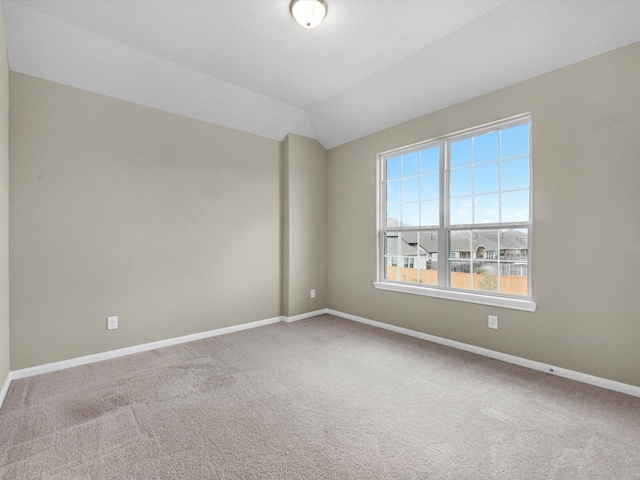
[
  {"xmin": 385, "ymin": 236, "xmax": 427, "ymax": 258},
  {"xmin": 386, "ymin": 225, "xmax": 527, "ymax": 256}
]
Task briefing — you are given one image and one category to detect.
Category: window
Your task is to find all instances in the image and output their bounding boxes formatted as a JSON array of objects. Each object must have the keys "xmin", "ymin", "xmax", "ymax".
[{"xmin": 376, "ymin": 115, "xmax": 536, "ymax": 312}]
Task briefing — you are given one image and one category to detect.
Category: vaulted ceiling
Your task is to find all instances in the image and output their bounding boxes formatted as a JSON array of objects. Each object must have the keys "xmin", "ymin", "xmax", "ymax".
[{"xmin": 4, "ymin": 0, "xmax": 640, "ymax": 149}]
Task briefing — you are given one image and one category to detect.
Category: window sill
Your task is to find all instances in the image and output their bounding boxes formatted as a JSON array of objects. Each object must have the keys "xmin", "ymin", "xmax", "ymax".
[{"xmin": 373, "ymin": 282, "xmax": 537, "ymax": 312}]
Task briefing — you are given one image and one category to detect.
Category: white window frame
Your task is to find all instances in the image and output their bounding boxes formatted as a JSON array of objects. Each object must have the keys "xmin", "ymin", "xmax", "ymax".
[{"xmin": 374, "ymin": 114, "xmax": 537, "ymax": 312}]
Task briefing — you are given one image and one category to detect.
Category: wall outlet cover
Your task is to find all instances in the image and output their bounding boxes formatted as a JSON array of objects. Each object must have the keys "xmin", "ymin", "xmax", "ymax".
[{"xmin": 107, "ymin": 316, "xmax": 118, "ymax": 330}]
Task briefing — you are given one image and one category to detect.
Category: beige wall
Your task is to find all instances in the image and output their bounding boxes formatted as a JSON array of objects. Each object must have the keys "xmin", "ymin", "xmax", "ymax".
[
  {"xmin": 9, "ymin": 73, "xmax": 282, "ymax": 369},
  {"xmin": 0, "ymin": 7, "xmax": 10, "ymax": 384},
  {"xmin": 282, "ymin": 134, "xmax": 327, "ymax": 317},
  {"xmin": 6, "ymin": 36, "xmax": 640, "ymax": 390},
  {"xmin": 326, "ymin": 41, "xmax": 640, "ymax": 387}
]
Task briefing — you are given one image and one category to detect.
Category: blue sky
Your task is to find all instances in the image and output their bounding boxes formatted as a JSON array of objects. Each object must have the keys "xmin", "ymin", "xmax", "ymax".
[{"xmin": 386, "ymin": 123, "xmax": 530, "ymax": 227}]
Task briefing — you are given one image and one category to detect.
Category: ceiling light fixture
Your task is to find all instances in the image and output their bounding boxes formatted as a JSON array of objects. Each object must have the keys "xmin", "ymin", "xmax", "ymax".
[{"xmin": 290, "ymin": 0, "xmax": 327, "ymax": 29}]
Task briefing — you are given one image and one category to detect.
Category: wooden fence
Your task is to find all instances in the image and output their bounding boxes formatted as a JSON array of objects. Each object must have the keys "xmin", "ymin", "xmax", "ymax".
[{"xmin": 386, "ymin": 267, "xmax": 527, "ymax": 296}]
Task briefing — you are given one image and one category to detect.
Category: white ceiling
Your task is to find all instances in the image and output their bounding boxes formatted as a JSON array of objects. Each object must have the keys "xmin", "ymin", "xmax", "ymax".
[{"xmin": 4, "ymin": 0, "xmax": 640, "ymax": 149}]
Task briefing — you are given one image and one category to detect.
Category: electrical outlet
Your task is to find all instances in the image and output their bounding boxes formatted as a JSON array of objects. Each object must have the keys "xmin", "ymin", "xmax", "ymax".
[
  {"xmin": 310, "ymin": 289, "xmax": 316, "ymax": 299},
  {"xmin": 488, "ymin": 315, "xmax": 498, "ymax": 329},
  {"xmin": 107, "ymin": 316, "xmax": 118, "ymax": 330}
]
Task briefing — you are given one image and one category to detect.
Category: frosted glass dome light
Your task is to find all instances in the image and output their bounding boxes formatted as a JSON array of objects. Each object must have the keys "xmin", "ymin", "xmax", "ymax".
[{"xmin": 290, "ymin": 0, "xmax": 327, "ymax": 29}]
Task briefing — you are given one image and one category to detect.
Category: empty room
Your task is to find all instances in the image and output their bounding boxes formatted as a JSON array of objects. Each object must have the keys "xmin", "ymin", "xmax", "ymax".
[{"xmin": 1, "ymin": 0, "xmax": 639, "ymax": 478}]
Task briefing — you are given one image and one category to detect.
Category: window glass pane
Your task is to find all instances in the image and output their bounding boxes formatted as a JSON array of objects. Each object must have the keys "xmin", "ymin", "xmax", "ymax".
[
  {"xmin": 420, "ymin": 173, "xmax": 439, "ymax": 200},
  {"xmin": 420, "ymin": 146, "xmax": 439, "ymax": 173},
  {"xmin": 387, "ymin": 156, "xmax": 401, "ymax": 180},
  {"xmin": 499, "ymin": 228, "xmax": 528, "ymax": 296},
  {"xmin": 401, "ymin": 177, "xmax": 419, "ymax": 202},
  {"xmin": 450, "ymin": 138, "xmax": 472, "ymax": 168},
  {"xmin": 419, "ymin": 231, "xmax": 438, "ymax": 257},
  {"xmin": 449, "ymin": 260, "xmax": 472, "ymax": 290},
  {"xmin": 401, "ymin": 202, "xmax": 419, "ymax": 226},
  {"xmin": 501, "ymin": 190, "xmax": 529, "ymax": 222},
  {"xmin": 472, "ymin": 260, "xmax": 499, "ymax": 293},
  {"xmin": 384, "ymin": 232, "xmax": 400, "ymax": 281},
  {"xmin": 420, "ymin": 201, "xmax": 438, "ymax": 226},
  {"xmin": 500, "ymin": 229, "xmax": 528, "ymax": 257},
  {"xmin": 501, "ymin": 157, "xmax": 529, "ymax": 191},
  {"xmin": 398, "ymin": 257, "xmax": 418, "ymax": 282},
  {"xmin": 449, "ymin": 230, "xmax": 471, "ymax": 259},
  {"xmin": 387, "ymin": 179, "xmax": 401, "ymax": 204},
  {"xmin": 402, "ymin": 151, "xmax": 420, "ymax": 177},
  {"xmin": 474, "ymin": 131, "xmax": 499, "ymax": 164},
  {"xmin": 474, "ymin": 230, "xmax": 499, "ymax": 260},
  {"xmin": 450, "ymin": 167, "xmax": 472, "ymax": 196},
  {"xmin": 388, "ymin": 232, "xmax": 419, "ymax": 284},
  {"xmin": 417, "ymin": 231, "xmax": 438, "ymax": 285},
  {"xmin": 386, "ymin": 204, "xmax": 401, "ymax": 227},
  {"xmin": 501, "ymin": 123, "xmax": 530, "ymax": 159},
  {"xmin": 450, "ymin": 196, "xmax": 472, "ymax": 225},
  {"xmin": 474, "ymin": 162, "xmax": 499, "ymax": 194},
  {"xmin": 474, "ymin": 193, "xmax": 499, "ymax": 224}
]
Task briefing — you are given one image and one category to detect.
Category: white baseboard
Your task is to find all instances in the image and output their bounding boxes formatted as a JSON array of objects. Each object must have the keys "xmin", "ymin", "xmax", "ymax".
[
  {"xmin": 282, "ymin": 309, "xmax": 328, "ymax": 323},
  {"xmin": 0, "ymin": 370, "xmax": 11, "ymax": 408},
  {"xmin": 10, "ymin": 316, "xmax": 283, "ymax": 381},
  {"xmin": 4, "ymin": 309, "xmax": 639, "ymax": 408},
  {"xmin": 326, "ymin": 308, "xmax": 640, "ymax": 398}
]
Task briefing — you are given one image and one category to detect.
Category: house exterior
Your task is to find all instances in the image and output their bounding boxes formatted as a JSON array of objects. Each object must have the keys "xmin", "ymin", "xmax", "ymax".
[{"xmin": 385, "ymin": 228, "xmax": 528, "ymax": 277}]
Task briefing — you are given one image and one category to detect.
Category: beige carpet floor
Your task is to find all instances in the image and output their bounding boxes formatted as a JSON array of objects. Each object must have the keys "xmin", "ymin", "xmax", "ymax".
[{"xmin": 1, "ymin": 314, "xmax": 639, "ymax": 479}]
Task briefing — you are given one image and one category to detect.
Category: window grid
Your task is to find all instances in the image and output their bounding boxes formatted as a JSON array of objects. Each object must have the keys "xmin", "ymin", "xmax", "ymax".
[{"xmin": 380, "ymin": 115, "xmax": 532, "ymax": 300}]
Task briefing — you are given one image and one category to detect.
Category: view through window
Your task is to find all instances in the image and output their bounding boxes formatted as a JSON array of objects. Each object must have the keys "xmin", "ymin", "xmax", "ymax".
[{"xmin": 381, "ymin": 116, "xmax": 532, "ymax": 299}]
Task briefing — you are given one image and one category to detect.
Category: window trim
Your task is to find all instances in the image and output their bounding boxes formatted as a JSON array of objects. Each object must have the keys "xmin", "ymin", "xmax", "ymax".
[
  {"xmin": 376, "ymin": 114, "xmax": 537, "ymax": 312},
  {"xmin": 373, "ymin": 281, "xmax": 537, "ymax": 312}
]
